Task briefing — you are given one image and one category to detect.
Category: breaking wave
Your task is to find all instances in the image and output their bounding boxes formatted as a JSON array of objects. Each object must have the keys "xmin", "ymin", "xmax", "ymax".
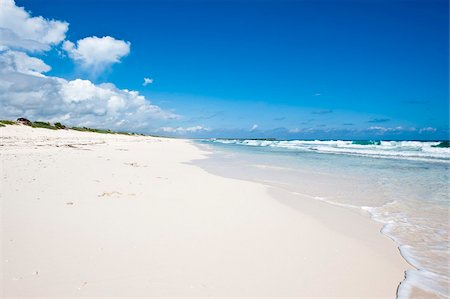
[{"xmin": 207, "ymin": 139, "xmax": 450, "ymax": 163}]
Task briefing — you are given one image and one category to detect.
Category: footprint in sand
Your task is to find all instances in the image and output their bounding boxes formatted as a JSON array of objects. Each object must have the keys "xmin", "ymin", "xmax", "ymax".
[
  {"xmin": 98, "ymin": 191, "xmax": 137, "ymax": 198},
  {"xmin": 125, "ymin": 162, "xmax": 139, "ymax": 167},
  {"xmin": 98, "ymin": 191, "xmax": 122, "ymax": 197}
]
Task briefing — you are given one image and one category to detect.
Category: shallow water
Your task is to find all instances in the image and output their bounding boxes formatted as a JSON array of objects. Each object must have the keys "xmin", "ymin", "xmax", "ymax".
[{"xmin": 194, "ymin": 139, "xmax": 450, "ymax": 298}]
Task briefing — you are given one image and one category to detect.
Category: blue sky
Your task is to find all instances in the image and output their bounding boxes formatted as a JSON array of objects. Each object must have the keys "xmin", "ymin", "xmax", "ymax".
[{"xmin": 4, "ymin": 0, "xmax": 450, "ymax": 139}]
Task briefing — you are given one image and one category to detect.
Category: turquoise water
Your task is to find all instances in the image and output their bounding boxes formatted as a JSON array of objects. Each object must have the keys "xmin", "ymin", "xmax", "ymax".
[{"xmin": 195, "ymin": 139, "xmax": 450, "ymax": 298}]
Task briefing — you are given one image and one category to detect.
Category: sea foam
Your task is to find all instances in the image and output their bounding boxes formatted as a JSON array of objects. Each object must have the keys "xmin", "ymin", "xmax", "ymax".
[{"xmin": 209, "ymin": 139, "xmax": 450, "ymax": 163}]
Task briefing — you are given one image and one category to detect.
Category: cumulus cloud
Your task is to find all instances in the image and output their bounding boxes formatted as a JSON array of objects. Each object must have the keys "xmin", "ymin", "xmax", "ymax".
[
  {"xmin": 63, "ymin": 36, "xmax": 130, "ymax": 72},
  {"xmin": 250, "ymin": 124, "xmax": 258, "ymax": 131},
  {"xmin": 0, "ymin": 1, "xmax": 181, "ymax": 133},
  {"xmin": 0, "ymin": 50, "xmax": 51, "ymax": 75},
  {"xmin": 143, "ymin": 77, "xmax": 153, "ymax": 86},
  {"xmin": 0, "ymin": 50, "xmax": 178, "ymax": 131},
  {"xmin": 0, "ymin": 0, "xmax": 68, "ymax": 52},
  {"xmin": 156, "ymin": 126, "xmax": 209, "ymax": 134}
]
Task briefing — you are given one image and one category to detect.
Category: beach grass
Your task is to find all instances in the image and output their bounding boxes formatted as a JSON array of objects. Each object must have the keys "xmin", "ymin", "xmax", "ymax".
[
  {"xmin": 71, "ymin": 126, "xmax": 113, "ymax": 134},
  {"xmin": 71, "ymin": 126, "xmax": 149, "ymax": 136},
  {"xmin": 31, "ymin": 121, "xmax": 58, "ymax": 130},
  {"xmin": 0, "ymin": 120, "xmax": 16, "ymax": 125},
  {"xmin": 71, "ymin": 126, "xmax": 142, "ymax": 136}
]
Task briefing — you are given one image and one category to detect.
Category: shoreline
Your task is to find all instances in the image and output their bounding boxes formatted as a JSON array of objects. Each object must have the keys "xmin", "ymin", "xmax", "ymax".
[
  {"xmin": 192, "ymin": 141, "xmax": 449, "ymax": 298},
  {"xmin": 191, "ymin": 142, "xmax": 416, "ymax": 295},
  {"xmin": 1, "ymin": 125, "xmax": 410, "ymax": 297}
]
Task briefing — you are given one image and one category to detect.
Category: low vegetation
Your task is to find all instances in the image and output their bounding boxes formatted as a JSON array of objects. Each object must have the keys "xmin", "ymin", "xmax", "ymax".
[
  {"xmin": 71, "ymin": 126, "xmax": 145, "ymax": 136},
  {"xmin": 31, "ymin": 121, "xmax": 58, "ymax": 130},
  {"xmin": 0, "ymin": 120, "xmax": 16, "ymax": 125},
  {"xmin": 71, "ymin": 126, "xmax": 113, "ymax": 134},
  {"xmin": 54, "ymin": 122, "xmax": 66, "ymax": 129},
  {"xmin": 0, "ymin": 118, "xmax": 145, "ymax": 136}
]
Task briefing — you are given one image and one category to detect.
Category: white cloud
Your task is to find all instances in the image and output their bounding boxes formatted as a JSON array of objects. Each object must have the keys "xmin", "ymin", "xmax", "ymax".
[
  {"xmin": 419, "ymin": 127, "xmax": 437, "ymax": 133},
  {"xmin": 0, "ymin": 0, "xmax": 68, "ymax": 52},
  {"xmin": 63, "ymin": 36, "xmax": 130, "ymax": 72},
  {"xmin": 368, "ymin": 126, "xmax": 417, "ymax": 133},
  {"xmin": 368, "ymin": 126, "xmax": 388, "ymax": 132},
  {"xmin": 250, "ymin": 124, "xmax": 258, "ymax": 131},
  {"xmin": 0, "ymin": 50, "xmax": 51, "ymax": 75},
  {"xmin": 157, "ymin": 126, "xmax": 209, "ymax": 134},
  {"xmin": 0, "ymin": 50, "xmax": 179, "ymax": 131},
  {"xmin": 143, "ymin": 77, "xmax": 153, "ymax": 86},
  {"xmin": 0, "ymin": 1, "xmax": 181, "ymax": 133},
  {"xmin": 288, "ymin": 128, "xmax": 300, "ymax": 133}
]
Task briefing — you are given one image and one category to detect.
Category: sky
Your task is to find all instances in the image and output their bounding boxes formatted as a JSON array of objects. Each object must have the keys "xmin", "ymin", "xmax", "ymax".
[{"xmin": 0, "ymin": 0, "xmax": 448, "ymax": 140}]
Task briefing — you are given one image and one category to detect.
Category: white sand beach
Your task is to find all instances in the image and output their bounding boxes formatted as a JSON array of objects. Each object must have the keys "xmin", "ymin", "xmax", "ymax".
[{"xmin": 1, "ymin": 125, "xmax": 410, "ymax": 298}]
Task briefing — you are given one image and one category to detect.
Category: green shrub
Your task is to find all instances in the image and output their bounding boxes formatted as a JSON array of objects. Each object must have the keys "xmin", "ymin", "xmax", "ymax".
[{"xmin": 54, "ymin": 122, "xmax": 66, "ymax": 129}]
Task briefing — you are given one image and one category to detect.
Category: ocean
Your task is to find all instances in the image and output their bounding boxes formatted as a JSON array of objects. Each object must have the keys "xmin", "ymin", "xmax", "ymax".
[{"xmin": 195, "ymin": 139, "xmax": 449, "ymax": 298}]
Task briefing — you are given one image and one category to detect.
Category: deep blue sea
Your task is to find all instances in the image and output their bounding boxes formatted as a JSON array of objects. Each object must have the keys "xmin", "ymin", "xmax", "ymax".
[{"xmin": 195, "ymin": 139, "xmax": 450, "ymax": 298}]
